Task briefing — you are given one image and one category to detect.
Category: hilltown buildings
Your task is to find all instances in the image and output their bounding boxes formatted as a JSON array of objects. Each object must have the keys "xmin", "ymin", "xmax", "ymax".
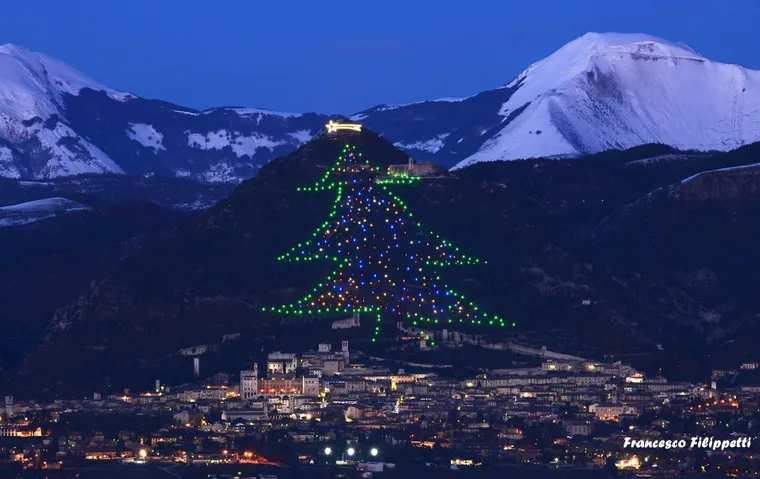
[{"xmin": 2, "ymin": 334, "xmax": 759, "ymax": 476}]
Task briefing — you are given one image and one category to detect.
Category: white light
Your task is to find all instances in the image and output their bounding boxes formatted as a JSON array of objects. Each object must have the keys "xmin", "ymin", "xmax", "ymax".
[
  {"xmin": 324, "ymin": 447, "xmax": 332, "ymax": 455},
  {"xmin": 370, "ymin": 448, "xmax": 379, "ymax": 457},
  {"xmin": 347, "ymin": 448, "xmax": 355, "ymax": 456}
]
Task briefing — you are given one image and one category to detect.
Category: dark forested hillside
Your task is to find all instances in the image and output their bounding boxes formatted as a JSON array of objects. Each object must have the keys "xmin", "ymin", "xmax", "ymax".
[{"xmin": 3, "ymin": 133, "xmax": 760, "ymax": 397}]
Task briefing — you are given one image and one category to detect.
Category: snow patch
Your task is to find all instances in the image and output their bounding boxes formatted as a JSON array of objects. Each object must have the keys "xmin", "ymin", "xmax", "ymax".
[
  {"xmin": 288, "ymin": 130, "xmax": 312, "ymax": 144},
  {"xmin": 626, "ymin": 154, "xmax": 695, "ymax": 166},
  {"xmin": 201, "ymin": 162, "xmax": 238, "ymax": 183},
  {"xmin": 174, "ymin": 164, "xmax": 241, "ymax": 183},
  {"xmin": 0, "ymin": 196, "xmax": 88, "ymax": 212},
  {"xmin": 42, "ymin": 122, "xmax": 121, "ymax": 176},
  {"xmin": 394, "ymin": 134, "xmax": 449, "ymax": 154},
  {"xmin": 127, "ymin": 123, "xmax": 165, "ymax": 152},
  {"xmin": 19, "ymin": 180, "xmax": 54, "ymax": 186},
  {"xmin": 0, "ymin": 196, "xmax": 90, "ymax": 227},
  {"xmin": 187, "ymin": 129, "xmax": 285, "ymax": 157},
  {"xmin": 431, "ymin": 97, "xmax": 467, "ymax": 102},
  {"xmin": 0, "ymin": 146, "xmax": 20, "ymax": 178},
  {"xmin": 0, "ymin": 216, "xmax": 51, "ymax": 227},
  {"xmin": 174, "ymin": 199, "xmax": 216, "ymax": 211},
  {"xmin": 211, "ymin": 107, "xmax": 302, "ymax": 119},
  {"xmin": 363, "ymin": 96, "xmax": 470, "ymax": 114},
  {"xmin": 679, "ymin": 162, "xmax": 760, "ymax": 185},
  {"xmin": 16, "ymin": 120, "xmax": 123, "ymax": 177}
]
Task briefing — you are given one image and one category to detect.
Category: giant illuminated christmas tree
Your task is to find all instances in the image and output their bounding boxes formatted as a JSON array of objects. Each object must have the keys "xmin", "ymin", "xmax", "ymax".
[{"xmin": 263, "ymin": 141, "xmax": 513, "ymax": 342}]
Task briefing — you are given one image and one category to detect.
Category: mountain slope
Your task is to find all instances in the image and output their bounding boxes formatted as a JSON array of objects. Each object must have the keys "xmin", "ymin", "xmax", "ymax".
[
  {"xmin": 0, "ymin": 44, "xmax": 332, "ymax": 181},
  {"xmin": 7, "ymin": 130, "xmax": 754, "ymax": 397},
  {"xmin": 1, "ymin": 33, "xmax": 760, "ymax": 180},
  {"xmin": 589, "ymin": 157, "xmax": 760, "ymax": 368},
  {"xmin": 0, "ymin": 44, "xmax": 131, "ymax": 178},
  {"xmin": 63, "ymin": 90, "xmax": 332, "ymax": 182},
  {"xmin": 0, "ymin": 200, "xmax": 179, "ymax": 381},
  {"xmin": 453, "ymin": 33, "xmax": 760, "ymax": 168},
  {"xmin": 0, "ymin": 196, "xmax": 90, "ymax": 227}
]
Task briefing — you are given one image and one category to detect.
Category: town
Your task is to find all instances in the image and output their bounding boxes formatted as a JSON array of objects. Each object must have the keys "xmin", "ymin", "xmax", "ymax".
[{"xmin": 1, "ymin": 320, "xmax": 759, "ymax": 478}]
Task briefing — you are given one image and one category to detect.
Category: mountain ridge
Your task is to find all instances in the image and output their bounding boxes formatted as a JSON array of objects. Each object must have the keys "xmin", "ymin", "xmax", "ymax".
[
  {"xmin": 452, "ymin": 32, "xmax": 760, "ymax": 168},
  {"xmin": 1, "ymin": 32, "xmax": 759, "ymax": 181}
]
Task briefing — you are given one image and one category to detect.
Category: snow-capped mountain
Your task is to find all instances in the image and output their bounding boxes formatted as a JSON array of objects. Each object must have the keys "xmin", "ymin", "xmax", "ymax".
[
  {"xmin": 451, "ymin": 33, "xmax": 760, "ymax": 169},
  {"xmin": 0, "ymin": 44, "xmax": 131, "ymax": 178},
  {"xmin": 1, "ymin": 33, "xmax": 759, "ymax": 181},
  {"xmin": 0, "ymin": 44, "xmax": 330, "ymax": 182}
]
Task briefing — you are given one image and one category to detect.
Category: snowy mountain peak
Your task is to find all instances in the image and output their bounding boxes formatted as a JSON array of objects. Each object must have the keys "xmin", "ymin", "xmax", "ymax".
[
  {"xmin": 555, "ymin": 32, "xmax": 702, "ymax": 61},
  {"xmin": 452, "ymin": 32, "xmax": 760, "ymax": 169},
  {"xmin": 0, "ymin": 43, "xmax": 131, "ymax": 122},
  {"xmin": 503, "ymin": 33, "xmax": 704, "ymax": 112},
  {"xmin": 0, "ymin": 44, "xmax": 136, "ymax": 178},
  {"xmin": 0, "ymin": 42, "xmax": 327, "ymax": 181}
]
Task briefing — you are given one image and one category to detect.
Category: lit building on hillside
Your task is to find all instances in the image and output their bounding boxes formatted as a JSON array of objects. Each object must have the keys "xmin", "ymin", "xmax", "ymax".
[
  {"xmin": 388, "ymin": 157, "xmax": 441, "ymax": 177},
  {"xmin": 258, "ymin": 376, "xmax": 321, "ymax": 397},
  {"xmin": 240, "ymin": 365, "xmax": 259, "ymax": 401},
  {"xmin": 0, "ymin": 427, "xmax": 43, "ymax": 437},
  {"xmin": 267, "ymin": 352, "xmax": 297, "ymax": 375},
  {"xmin": 588, "ymin": 403, "xmax": 638, "ymax": 420},
  {"xmin": 240, "ymin": 364, "xmax": 322, "ymax": 398}
]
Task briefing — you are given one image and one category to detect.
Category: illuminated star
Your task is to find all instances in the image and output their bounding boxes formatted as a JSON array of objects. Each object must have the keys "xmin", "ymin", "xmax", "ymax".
[{"xmin": 326, "ymin": 120, "xmax": 362, "ymax": 133}]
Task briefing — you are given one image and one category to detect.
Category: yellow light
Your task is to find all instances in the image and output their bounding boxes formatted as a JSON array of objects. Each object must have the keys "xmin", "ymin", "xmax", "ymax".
[
  {"xmin": 616, "ymin": 456, "xmax": 641, "ymax": 469},
  {"xmin": 326, "ymin": 121, "xmax": 362, "ymax": 133}
]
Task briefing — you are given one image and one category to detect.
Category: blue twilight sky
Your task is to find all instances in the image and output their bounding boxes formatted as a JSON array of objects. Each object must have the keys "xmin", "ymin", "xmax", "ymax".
[{"xmin": 1, "ymin": 0, "xmax": 758, "ymax": 114}]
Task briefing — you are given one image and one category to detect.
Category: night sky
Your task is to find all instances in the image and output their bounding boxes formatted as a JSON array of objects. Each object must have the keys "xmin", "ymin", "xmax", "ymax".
[{"xmin": 1, "ymin": 0, "xmax": 758, "ymax": 114}]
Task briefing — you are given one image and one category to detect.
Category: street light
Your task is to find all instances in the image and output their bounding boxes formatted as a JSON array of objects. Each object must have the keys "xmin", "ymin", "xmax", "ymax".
[
  {"xmin": 347, "ymin": 448, "xmax": 355, "ymax": 457},
  {"xmin": 324, "ymin": 447, "xmax": 332, "ymax": 456},
  {"xmin": 370, "ymin": 447, "xmax": 378, "ymax": 457}
]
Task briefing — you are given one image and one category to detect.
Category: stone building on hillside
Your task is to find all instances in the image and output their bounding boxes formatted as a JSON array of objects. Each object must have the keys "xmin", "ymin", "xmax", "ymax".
[{"xmin": 388, "ymin": 158, "xmax": 442, "ymax": 177}]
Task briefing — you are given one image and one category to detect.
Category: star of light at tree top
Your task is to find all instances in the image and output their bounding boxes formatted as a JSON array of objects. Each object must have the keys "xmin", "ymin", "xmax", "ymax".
[
  {"xmin": 261, "ymin": 142, "xmax": 515, "ymax": 343},
  {"xmin": 326, "ymin": 120, "xmax": 362, "ymax": 133}
]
